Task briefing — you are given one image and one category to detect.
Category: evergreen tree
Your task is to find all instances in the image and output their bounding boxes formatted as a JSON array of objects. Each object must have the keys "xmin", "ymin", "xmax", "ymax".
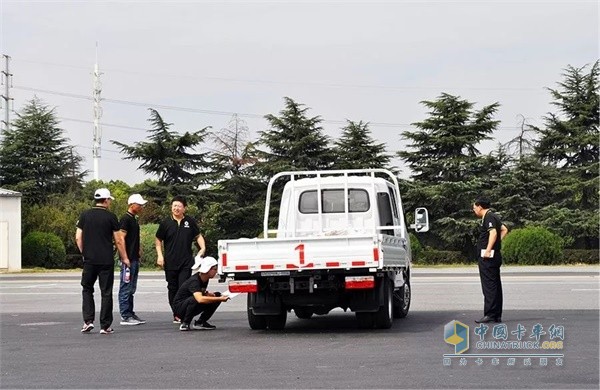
[
  {"xmin": 112, "ymin": 108, "xmax": 212, "ymax": 202},
  {"xmin": 253, "ymin": 97, "xmax": 333, "ymax": 179},
  {"xmin": 533, "ymin": 61, "xmax": 599, "ymax": 211},
  {"xmin": 0, "ymin": 97, "xmax": 85, "ymax": 204},
  {"xmin": 398, "ymin": 93, "xmax": 500, "ymax": 183},
  {"xmin": 332, "ymin": 120, "xmax": 392, "ymax": 170}
]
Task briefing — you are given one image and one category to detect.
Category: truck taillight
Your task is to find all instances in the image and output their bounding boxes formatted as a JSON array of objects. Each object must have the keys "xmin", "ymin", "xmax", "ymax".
[
  {"xmin": 228, "ymin": 280, "xmax": 258, "ymax": 293},
  {"xmin": 344, "ymin": 276, "xmax": 375, "ymax": 289}
]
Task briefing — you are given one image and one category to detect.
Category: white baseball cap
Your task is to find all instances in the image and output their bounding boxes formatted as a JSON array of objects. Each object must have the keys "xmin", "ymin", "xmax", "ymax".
[
  {"xmin": 127, "ymin": 194, "xmax": 148, "ymax": 205},
  {"xmin": 94, "ymin": 188, "xmax": 114, "ymax": 200},
  {"xmin": 191, "ymin": 255, "xmax": 218, "ymax": 274}
]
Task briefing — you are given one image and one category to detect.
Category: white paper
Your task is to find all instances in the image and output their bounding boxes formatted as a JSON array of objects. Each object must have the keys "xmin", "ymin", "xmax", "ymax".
[
  {"xmin": 481, "ymin": 249, "xmax": 495, "ymax": 258},
  {"xmin": 222, "ymin": 291, "xmax": 240, "ymax": 299}
]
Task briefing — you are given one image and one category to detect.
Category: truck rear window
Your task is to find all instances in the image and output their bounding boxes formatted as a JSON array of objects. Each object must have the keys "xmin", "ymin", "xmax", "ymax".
[{"xmin": 299, "ymin": 189, "xmax": 369, "ymax": 214}]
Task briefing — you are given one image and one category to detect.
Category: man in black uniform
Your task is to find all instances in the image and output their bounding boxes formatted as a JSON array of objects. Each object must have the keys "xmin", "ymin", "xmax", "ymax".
[
  {"xmin": 173, "ymin": 256, "xmax": 230, "ymax": 331},
  {"xmin": 118, "ymin": 193, "xmax": 148, "ymax": 326},
  {"xmin": 472, "ymin": 197, "xmax": 508, "ymax": 324},
  {"xmin": 155, "ymin": 195, "xmax": 206, "ymax": 323},
  {"xmin": 76, "ymin": 188, "xmax": 129, "ymax": 334}
]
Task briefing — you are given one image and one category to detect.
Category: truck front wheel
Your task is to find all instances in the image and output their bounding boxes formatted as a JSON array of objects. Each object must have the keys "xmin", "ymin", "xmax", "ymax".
[
  {"xmin": 247, "ymin": 293, "xmax": 267, "ymax": 330},
  {"xmin": 393, "ymin": 281, "xmax": 411, "ymax": 318},
  {"xmin": 375, "ymin": 279, "xmax": 393, "ymax": 329}
]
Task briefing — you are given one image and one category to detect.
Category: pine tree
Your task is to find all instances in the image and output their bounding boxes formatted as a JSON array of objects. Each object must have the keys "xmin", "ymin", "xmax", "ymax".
[
  {"xmin": 0, "ymin": 97, "xmax": 85, "ymax": 204},
  {"xmin": 112, "ymin": 108, "xmax": 212, "ymax": 201},
  {"xmin": 398, "ymin": 93, "xmax": 500, "ymax": 183},
  {"xmin": 254, "ymin": 97, "xmax": 333, "ymax": 179},
  {"xmin": 533, "ymin": 61, "xmax": 599, "ymax": 211},
  {"xmin": 332, "ymin": 120, "xmax": 392, "ymax": 170}
]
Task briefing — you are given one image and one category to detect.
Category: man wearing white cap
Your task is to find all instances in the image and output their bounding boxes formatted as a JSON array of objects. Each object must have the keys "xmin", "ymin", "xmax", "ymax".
[
  {"xmin": 76, "ymin": 188, "xmax": 129, "ymax": 335},
  {"xmin": 118, "ymin": 194, "xmax": 149, "ymax": 326},
  {"xmin": 172, "ymin": 256, "xmax": 230, "ymax": 331}
]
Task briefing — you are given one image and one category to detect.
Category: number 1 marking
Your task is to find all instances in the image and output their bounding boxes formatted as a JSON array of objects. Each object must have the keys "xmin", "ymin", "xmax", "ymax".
[{"xmin": 295, "ymin": 243, "xmax": 305, "ymax": 265}]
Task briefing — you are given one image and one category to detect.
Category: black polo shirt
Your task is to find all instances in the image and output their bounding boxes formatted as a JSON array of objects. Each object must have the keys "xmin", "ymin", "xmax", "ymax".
[
  {"xmin": 120, "ymin": 212, "xmax": 140, "ymax": 261},
  {"xmin": 478, "ymin": 210, "xmax": 503, "ymax": 256},
  {"xmin": 155, "ymin": 215, "xmax": 200, "ymax": 270},
  {"xmin": 173, "ymin": 274, "xmax": 209, "ymax": 307},
  {"xmin": 76, "ymin": 206, "xmax": 120, "ymax": 265}
]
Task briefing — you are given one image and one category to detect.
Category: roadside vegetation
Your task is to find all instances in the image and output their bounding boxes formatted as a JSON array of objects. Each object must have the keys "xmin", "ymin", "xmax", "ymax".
[{"xmin": 1, "ymin": 62, "xmax": 598, "ymax": 269}]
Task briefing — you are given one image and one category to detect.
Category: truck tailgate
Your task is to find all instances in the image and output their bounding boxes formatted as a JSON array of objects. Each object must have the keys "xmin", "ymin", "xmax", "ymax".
[{"xmin": 219, "ymin": 235, "xmax": 381, "ymax": 273}]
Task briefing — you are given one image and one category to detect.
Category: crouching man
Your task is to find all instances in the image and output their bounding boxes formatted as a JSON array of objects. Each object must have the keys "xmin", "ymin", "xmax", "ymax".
[{"xmin": 173, "ymin": 256, "xmax": 230, "ymax": 331}]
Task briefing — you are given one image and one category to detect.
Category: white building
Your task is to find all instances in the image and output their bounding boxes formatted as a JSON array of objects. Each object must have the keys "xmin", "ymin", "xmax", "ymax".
[{"xmin": 0, "ymin": 188, "xmax": 22, "ymax": 271}]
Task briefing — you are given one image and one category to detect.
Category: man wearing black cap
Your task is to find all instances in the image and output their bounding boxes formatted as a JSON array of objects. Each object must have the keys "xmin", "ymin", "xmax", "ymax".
[
  {"xmin": 472, "ymin": 197, "xmax": 508, "ymax": 324},
  {"xmin": 76, "ymin": 188, "xmax": 129, "ymax": 335}
]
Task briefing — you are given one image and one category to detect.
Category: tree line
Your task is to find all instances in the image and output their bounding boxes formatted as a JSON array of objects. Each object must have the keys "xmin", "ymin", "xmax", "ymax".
[{"xmin": 0, "ymin": 62, "xmax": 597, "ymax": 262}]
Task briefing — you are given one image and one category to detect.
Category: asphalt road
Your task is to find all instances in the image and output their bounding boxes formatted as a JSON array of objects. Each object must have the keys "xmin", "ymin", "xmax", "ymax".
[{"xmin": 0, "ymin": 266, "xmax": 598, "ymax": 389}]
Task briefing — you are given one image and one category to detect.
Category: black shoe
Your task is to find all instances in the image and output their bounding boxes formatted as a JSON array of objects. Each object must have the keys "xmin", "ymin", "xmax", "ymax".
[
  {"xmin": 179, "ymin": 323, "xmax": 190, "ymax": 331},
  {"xmin": 495, "ymin": 317, "xmax": 502, "ymax": 323},
  {"xmin": 475, "ymin": 316, "xmax": 496, "ymax": 324},
  {"xmin": 193, "ymin": 320, "xmax": 216, "ymax": 330}
]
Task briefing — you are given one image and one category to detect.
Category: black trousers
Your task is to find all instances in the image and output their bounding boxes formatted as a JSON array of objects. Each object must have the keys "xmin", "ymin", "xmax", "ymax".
[
  {"xmin": 478, "ymin": 261, "xmax": 503, "ymax": 319},
  {"xmin": 165, "ymin": 268, "xmax": 192, "ymax": 315},
  {"xmin": 174, "ymin": 297, "xmax": 221, "ymax": 324},
  {"xmin": 81, "ymin": 262, "xmax": 115, "ymax": 329}
]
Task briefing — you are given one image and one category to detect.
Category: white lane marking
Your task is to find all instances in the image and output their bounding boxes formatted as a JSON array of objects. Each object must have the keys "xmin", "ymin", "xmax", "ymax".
[
  {"xmin": 21, "ymin": 322, "xmax": 67, "ymax": 326},
  {"xmin": 571, "ymin": 288, "xmax": 600, "ymax": 291}
]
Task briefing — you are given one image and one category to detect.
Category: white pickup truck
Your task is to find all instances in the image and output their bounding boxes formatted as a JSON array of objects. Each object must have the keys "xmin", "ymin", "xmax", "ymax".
[{"xmin": 218, "ymin": 169, "xmax": 429, "ymax": 330}]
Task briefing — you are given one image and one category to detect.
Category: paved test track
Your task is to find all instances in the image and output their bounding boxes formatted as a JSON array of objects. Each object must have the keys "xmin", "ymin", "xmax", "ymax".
[{"xmin": 0, "ymin": 266, "xmax": 598, "ymax": 389}]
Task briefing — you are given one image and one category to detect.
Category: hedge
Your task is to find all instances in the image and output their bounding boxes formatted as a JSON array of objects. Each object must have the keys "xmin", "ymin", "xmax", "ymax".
[{"xmin": 22, "ymin": 231, "xmax": 67, "ymax": 269}]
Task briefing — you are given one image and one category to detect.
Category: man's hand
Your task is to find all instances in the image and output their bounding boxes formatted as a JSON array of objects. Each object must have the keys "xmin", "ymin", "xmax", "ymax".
[
  {"xmin": 483, "ymin": 249, "xmax": 492, "ymax": 259},
  {"xmin": 157, "ymin": 255, "xmax": 164, "ymax": 268},
  {"xmin": 122, "ymin": 258, "xmax": 131, "ymax": 268}
]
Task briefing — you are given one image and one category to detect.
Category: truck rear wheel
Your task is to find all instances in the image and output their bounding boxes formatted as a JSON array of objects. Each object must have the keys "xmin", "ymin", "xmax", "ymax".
[
  {"xmin": 247, "ymin": 293, "xmax": 267, "ymax": 330},
  {"xmin": 294, "ymin": 307, "xmax": 313, "ymax": 319},
  {"xmin": 393, "ymin": 281, "xmax": 411, "ymax": 318},
  {"xmin": 266, "ymin": 311, "xmax": 287, "ymax": 330},
  {"xmin": 375, "ymin": 279, "xmax": 393, "ymax": 329}
]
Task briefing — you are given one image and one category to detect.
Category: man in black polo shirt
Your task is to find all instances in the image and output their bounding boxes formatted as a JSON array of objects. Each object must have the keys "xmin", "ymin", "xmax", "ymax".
[
  {"xmin": 76, "ymin": 188, "xmax": 129, "ymax": 334},
  {"xmin": 173, "ymin": 256, "xmax": 230, "ymax": 331},
  {"xmin": 472, "ymin": 197, "xmax": 508, "ymax": 324},
  {"xmin": 155, "ymin": 195, "xmax": 206, "ymax": 323},
  {"xmin": 118, "ymin": 193, "xmax": 148, "ymax": 326}
]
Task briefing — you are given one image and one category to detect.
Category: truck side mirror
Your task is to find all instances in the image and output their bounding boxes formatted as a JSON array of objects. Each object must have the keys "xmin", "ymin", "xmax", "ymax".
[{"xmin": 414, "ymin": 207, "xmax": 429, "ymax": 232}]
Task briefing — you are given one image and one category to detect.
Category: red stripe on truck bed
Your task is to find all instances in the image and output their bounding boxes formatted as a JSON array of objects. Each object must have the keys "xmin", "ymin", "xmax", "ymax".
[
  {"xmin": 235, "ymin": 265, "xmax": 249, "ymax": 271},
  {"xmin": 373, "ymin": 247, "xmax": 379, "ymax": 261},
  {"xmin": 260, "ymin": 264, "xmax": 274, "ymax": 270}
]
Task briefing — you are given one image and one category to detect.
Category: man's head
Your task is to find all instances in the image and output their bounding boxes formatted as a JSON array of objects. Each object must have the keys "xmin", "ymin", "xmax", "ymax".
[
  {"xmin": 94, "ymin": 188, "xmax": 114, "ymax": 207},
  {"xmin": 472, "ymin": 197, "xmax": 491, "ymax": 217},
  {"xmin": 171, "ymin": 195, "xmax": 187, "ymax": 219},
  {"xmin": 191, "ymin": 256, "xmax": 218, "ymax": 278},
  {"xmin": 128, "ymin": 194, "xmax": 148, "ymax": 215}
]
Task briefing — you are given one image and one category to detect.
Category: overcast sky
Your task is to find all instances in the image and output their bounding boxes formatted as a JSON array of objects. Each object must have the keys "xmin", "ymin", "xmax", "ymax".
[{"xmin": 1, "ymin": 0, "xmax": 598, "ymax": 184}]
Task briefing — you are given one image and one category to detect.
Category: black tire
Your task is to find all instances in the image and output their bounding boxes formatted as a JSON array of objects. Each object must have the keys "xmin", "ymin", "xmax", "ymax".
[
  {"xmin": 356, "ymin": 312, "xmax": 375, "ymax": 329},
  {"xmin": 393, "ymin": 281, "xmax": 411, "ymax": 319},
  {"xmin": 294, "ymin": 307, "xmax": 313, "ymax": 319},
  {"xmin": 266, "ymin": 311, "xmax": 287, "ymax": 330},
  {"xmin": 247, "ymin": 293, "xmax": 267, "ymax": 330},
  {"xmin": 375, "ymin": 278, "xmax": 393, "ymax": 329}
]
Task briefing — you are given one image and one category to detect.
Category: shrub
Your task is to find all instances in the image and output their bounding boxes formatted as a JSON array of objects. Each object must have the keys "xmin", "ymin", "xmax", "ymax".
[
  {"xmin": 502, "ymin": 226, "xmax": 563, "ymax": 265},
  {"xmin": 415, "ymin": 250, "xmax": 468, "ymax": 265},
  {"xmin": 22, "ymin": 231, "xmax": 67, "ymax": 269},
  {"xmin": 140, "ymin": 223, "xmax": 159, "ymax": 269},
  {"xmin": 562, "ymin": 249, "xmax": 599, "ymax": 265},
  {"xmin": 409, "ymin": 233, "xmax": 423, "ymax": 262}
]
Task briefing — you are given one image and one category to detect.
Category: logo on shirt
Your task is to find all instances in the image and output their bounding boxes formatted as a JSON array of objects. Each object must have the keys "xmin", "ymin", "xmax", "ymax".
[
  {"xmin": 488, "ymin": 222, "xmax": 493, "ymax": 228},
  {"xmin": 184, "ymin": 221, "xmax": 190, "ymax": 228}
]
